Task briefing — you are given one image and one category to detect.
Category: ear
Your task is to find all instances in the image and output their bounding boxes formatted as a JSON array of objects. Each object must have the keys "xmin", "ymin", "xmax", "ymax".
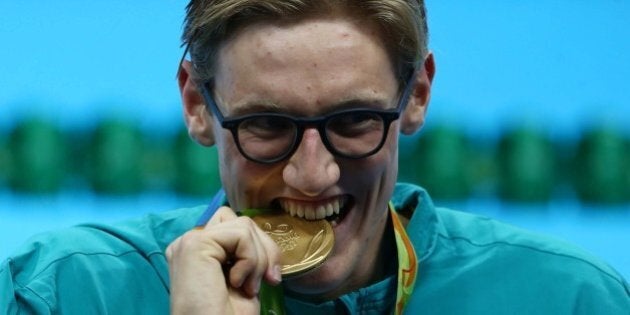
[
  {"xmin": 400, "ymin": 52, "xmax": 435, "ymax": 135},
  {"xmin": 178, "ymin": 60, "xmax": 215, "ymax": 146}
]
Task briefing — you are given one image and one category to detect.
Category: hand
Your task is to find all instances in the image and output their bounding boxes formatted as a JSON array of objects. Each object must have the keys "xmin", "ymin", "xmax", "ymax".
[{"xmin": 166, "ymin": 206, "xmax": 282, "ymax": 315}]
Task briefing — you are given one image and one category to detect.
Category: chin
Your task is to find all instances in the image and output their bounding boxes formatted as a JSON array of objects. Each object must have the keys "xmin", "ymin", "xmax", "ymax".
[{"xmin": 282, "ymin": 250, "xmax": 355, "ymax": 301}]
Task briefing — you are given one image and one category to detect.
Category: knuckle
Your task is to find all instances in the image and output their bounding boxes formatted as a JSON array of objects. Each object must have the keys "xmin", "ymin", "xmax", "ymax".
[
  {"xmin": 175, "ymin": 230, "xmax": 206, "ymax": 252},
  {"xmin": 237, "ymin": 216, "xmax": 257, "ymax": 229},
  {"xmin": 165, "ymin": 237, "xmax": 182, "ymax": 259},
  {"xmin": 165, "ymin": 245, "xmax": 173, "ymax": 260},
  {"xmin": 178, "ymin": 231, "xmax": 198, "ymax": 247}
]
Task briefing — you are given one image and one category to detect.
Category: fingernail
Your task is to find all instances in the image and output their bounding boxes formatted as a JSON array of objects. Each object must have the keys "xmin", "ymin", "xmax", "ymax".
[{"xmin": 273, "ymin": 265, "xmax": 282, "ymax": 283}]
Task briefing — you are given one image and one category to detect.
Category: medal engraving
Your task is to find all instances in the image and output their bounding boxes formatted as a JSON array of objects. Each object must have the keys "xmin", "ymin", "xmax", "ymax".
[{"xmin": 252, "ymin": 213, "xmax": 334, "ymax": 277}]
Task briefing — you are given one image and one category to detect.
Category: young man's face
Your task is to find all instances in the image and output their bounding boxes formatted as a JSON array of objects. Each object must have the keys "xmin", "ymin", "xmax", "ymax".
[{"xmin": 185, "ymin": 15, "xmax": 432, "ymax": 299}]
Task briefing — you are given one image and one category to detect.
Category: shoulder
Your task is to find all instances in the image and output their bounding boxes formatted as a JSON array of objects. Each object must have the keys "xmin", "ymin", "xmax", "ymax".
[
  {"xmin": 417, "ymin": 207, "xmax": 629, "ymax": 313},
  {"xmin": 0, "ymin": 205, "xmax": 205, "ymax": 313},
  {"xmin": 6, "ymin": 205, "xmax": 205, "ymax": 280},
  {"xmin": 394, "ymin": 183, "xmax": 630, "ymax": 313},
  {"xmin": 433, "ymin": 206, "xmax": 626, "ymax": 285}
]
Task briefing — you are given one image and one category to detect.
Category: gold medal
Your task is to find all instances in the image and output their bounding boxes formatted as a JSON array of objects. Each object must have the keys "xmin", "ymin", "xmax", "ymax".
[{"xmin": 249, "ymin": 211, "xmax": 334, "ymax": 278}]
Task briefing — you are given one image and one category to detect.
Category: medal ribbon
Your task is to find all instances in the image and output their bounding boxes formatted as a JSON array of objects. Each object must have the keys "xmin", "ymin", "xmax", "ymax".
[{"xmin": 389, "ymin": 202, "xmax": 418, "ymax": 315}]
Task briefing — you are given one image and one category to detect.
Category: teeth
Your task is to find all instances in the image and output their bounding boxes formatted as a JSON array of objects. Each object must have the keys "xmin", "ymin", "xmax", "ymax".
[
  {"xmin": 279, "ymin": 197, "xmax": 345, "ymax": 220},
  {"xmin": 326, "ymin": 204, "xmax": 333, "ymax": 217},
  {"xmin": 316, "ymin": 206, "xmax": 326, "ymax": 219}
]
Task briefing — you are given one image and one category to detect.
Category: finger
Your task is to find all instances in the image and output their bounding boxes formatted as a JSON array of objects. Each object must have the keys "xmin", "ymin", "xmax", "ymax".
[
  {"xmin": 228, "ymin": 217, "xmax": 269, "ymax": 296},
  {"xmin": 254, "ymin": 227, "xmax": 282, "ymax": 285},
  {"xmin": 187, "ymin": 217, "xmax": 266, "ymax": 296},
  {"xmin": 204, "ymin": 206, "xmax": 239, "ymax": 228},
  {"xmin": 166, "ymin": 231, "xmax": 231, "ymax": 313},
  {"xmin": 193, "ymin": 211, "xmax": 281, "ymax": 296},
  {"xmin": 237, "ymin": 222, "xmax": 283, "ymax": 295}
]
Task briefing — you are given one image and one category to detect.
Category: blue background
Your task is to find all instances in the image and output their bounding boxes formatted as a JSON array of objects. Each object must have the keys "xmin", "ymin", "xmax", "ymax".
[{"xmin": 1, "ymin": 1, "xmax": 629, "ymax": 278}]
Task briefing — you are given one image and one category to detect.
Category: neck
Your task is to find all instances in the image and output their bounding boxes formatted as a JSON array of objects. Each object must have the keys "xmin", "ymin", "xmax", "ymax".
[{"xmin": 369, "ymin": 212, "xmax": 398, "ymax": 284}]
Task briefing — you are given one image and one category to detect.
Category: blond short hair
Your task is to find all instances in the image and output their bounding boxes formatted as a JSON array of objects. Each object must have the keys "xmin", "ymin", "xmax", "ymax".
[{"xmin": 182, "ymin": 0, "xmax": 428, "ymax": 83}]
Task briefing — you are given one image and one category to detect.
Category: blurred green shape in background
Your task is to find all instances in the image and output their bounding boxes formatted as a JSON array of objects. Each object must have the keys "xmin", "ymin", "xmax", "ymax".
[
  {"xmin": 8, "ymin": 118, "xmax": 67, "ymax": 193},
  {"xmin": 497, "ymin": 126, "xmax": 556, "ymax": 203},
  {"xmin": 401, "ymin": 126, "xmax": 474, "ymax": 201},
  {"xmin": 573, "ymin": 126, "xmax": 630, "ymax": 204},
  {"xmin": 3, "ymin": 115, "xmax": 629, "ymax": 206},
  {"xmin": 87, "ymin": 119, "xmax": 145, "ymax": 195},
  {"xmin": 172, "ymin": 129, "xmax": 222, "ymax": 196}
]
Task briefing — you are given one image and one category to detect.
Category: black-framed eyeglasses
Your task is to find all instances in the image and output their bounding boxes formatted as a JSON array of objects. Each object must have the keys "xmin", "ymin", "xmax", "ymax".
[{"xmin": 199, "ymin": 68, "xmax": 418, "ymax": 164}]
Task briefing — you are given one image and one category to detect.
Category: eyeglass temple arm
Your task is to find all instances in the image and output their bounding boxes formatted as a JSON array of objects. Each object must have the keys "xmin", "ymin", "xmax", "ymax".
[{"xmin": 198, "ymin": 83, "xmax": 226, "ymax": 122}]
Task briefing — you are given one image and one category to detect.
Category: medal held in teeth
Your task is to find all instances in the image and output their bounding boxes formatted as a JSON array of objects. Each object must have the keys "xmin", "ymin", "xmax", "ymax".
[{"xmin": 244, "ymin": 210, "xmax": 334, "ymax": 277}]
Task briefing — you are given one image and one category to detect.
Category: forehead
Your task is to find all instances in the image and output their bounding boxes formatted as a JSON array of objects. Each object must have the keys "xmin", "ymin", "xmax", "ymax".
[{"xmin": 212, "ymin": 16, "xmax": 399, "ymax": 115}]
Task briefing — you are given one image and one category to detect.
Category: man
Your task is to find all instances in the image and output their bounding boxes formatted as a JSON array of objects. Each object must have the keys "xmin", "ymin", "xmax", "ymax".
[{"xmin": 2, "ymin": 1, "xmax": 629, "ymax": 314}]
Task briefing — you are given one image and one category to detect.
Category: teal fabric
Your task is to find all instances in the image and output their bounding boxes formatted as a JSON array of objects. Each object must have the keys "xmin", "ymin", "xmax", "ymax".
[
  {"xmin": 0, "ymin": 207, "xmax": 205, "ymax": 314},
  {"xmin": 284, "ymin": 274, "xmax": 397, "ymax": 314},
  {"xmin": 396, "ymin": 184, "xmax": 630, "ymax": 314},
  {"xmin": 1, "ymin": 183, "xmax": 629, "ymax": 314}
]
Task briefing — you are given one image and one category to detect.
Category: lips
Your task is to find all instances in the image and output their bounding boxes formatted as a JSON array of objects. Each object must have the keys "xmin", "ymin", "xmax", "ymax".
[{"xmin": 277, "ymin": 195, "xmax": 350, "ymax": 221}]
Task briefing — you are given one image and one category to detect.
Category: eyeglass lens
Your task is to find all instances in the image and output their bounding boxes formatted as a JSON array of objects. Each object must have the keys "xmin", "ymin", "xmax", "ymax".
[{"xmin": 237, "ymin": 112, "xmax": 386, "ymax": 162}]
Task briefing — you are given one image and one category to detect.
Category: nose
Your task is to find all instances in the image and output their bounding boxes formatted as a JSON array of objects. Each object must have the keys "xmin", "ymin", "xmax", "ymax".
[{"xmin": 282, "ymin": 127, "xmax": 340, "ymax": 196}]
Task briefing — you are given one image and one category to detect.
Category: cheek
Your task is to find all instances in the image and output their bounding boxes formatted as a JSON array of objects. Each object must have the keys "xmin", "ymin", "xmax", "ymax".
[
  {"xmin": 217, "ymin": 135, "xmax": 286, "ymax": 208},
  {"xmin": 339, "ymin": 132, "xmax": 399, "ymax": 185},
  {"xmin": 376, "ymin": 128, "xmax": 400, "ymax": 178},
  {"xmin": 218, "ymin": 155, "xmax": 253, "ymax": 210},
  {"xmin": 216, "ymin": 134, "xmax": 249, "ymax": 200}
]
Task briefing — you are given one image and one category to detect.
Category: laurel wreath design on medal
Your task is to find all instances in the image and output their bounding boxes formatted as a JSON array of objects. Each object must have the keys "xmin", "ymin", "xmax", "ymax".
[{"xmin": 252, "ymin": 213, "xmax": 334, "ymax": 278}]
